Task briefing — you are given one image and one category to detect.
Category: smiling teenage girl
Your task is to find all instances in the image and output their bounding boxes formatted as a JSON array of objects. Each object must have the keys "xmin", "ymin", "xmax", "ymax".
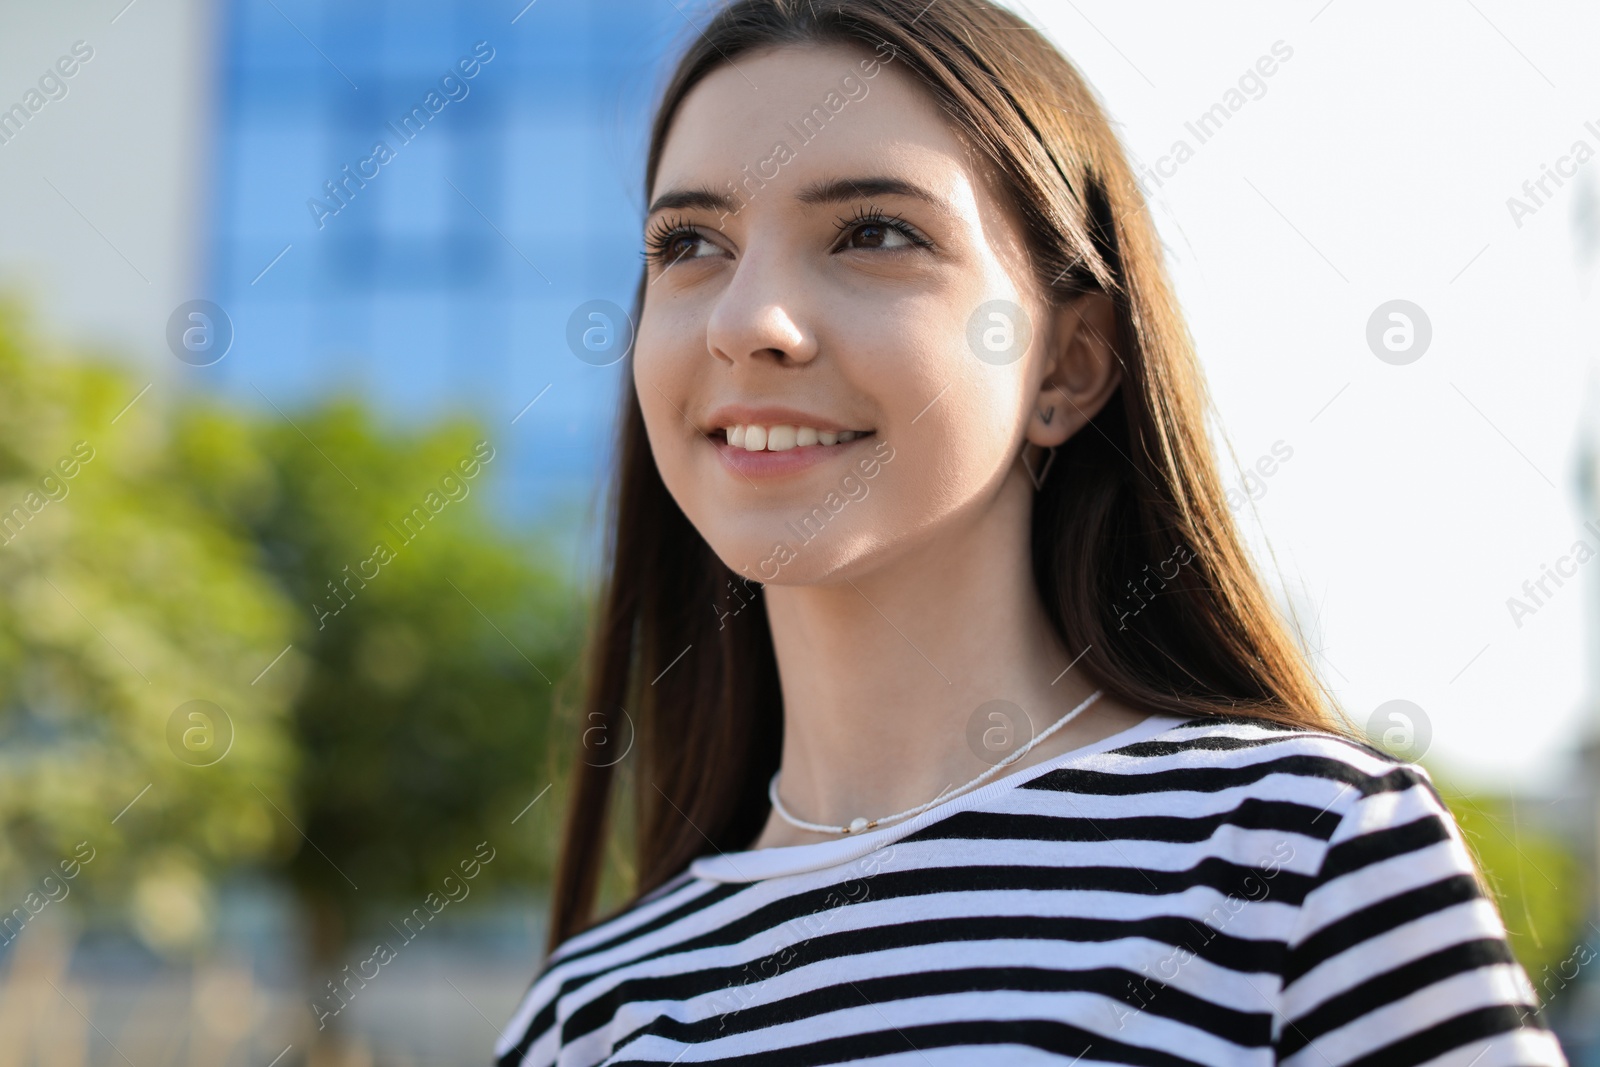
[{"xmin": 495, "ymin": 1, "xmax": 1563, "ymax": 1063}]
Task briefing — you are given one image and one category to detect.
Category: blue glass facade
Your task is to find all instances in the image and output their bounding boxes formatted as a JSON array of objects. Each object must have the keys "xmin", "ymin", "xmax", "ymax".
[{"xmin": 206, "ymin": 0, "xmax": 686, "ymax": 530}]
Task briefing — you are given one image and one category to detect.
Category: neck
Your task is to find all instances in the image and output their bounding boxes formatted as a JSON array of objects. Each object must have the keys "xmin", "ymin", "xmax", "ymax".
[{"xmin": 750, "ymin": 466, "xmax": 1146, "ymax": 848}]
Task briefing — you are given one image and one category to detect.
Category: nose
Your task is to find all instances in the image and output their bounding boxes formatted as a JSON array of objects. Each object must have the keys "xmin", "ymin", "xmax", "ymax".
[{"xmin": 704, "ymin": 247, "xmax": 818, "ymax": 367}]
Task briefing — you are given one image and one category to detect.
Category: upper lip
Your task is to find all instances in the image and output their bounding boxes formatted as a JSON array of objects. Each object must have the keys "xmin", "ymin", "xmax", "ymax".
[{"xmin": 702, "ymin": 404, "xmax": 870, "ymax": 434}]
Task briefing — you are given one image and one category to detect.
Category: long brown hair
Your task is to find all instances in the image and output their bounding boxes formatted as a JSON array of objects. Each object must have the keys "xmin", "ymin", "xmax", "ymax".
[{"xmin": 547, "ymin": 0, "xmax": 1349, "ymax": 954}]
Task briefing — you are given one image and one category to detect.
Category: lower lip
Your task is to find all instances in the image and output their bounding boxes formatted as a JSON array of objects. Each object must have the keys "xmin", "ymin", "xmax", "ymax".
[{"xmin": 714, "ymin": 434, "xmax": 873, "ymax": 479}]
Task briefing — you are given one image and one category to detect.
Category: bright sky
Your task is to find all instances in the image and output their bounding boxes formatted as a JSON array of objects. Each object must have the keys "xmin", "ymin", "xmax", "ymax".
[{"xmin": 1003, "ymin": 0, "xmax": 1600, "ymax": 790}]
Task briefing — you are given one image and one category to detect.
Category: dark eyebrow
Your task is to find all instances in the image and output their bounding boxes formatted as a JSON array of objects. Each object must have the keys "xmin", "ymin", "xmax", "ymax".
[
  {"xmin": 794, "ymin": 175, "xmax": 944, "ymax": 210},
  {"xmin": 646, "ymin": 175, "xmax": 950, "ymax": 218},
  {"xmin": 646, "ymin": 185, "xmax": 737, "ymax": 216}
]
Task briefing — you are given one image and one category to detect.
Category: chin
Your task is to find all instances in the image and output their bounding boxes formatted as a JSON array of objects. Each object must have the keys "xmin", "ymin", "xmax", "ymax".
[{"xmin": 715, "ymin": 532, "xmax": 852, "ymax": 587}]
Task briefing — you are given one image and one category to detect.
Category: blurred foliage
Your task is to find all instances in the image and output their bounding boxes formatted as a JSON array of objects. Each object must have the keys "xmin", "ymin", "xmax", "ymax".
[
  {"xmin": 0, "ymin": 297, "xmax": 585, "ymax": 960},
  {"xmin": 0, "ymin": 300, "xmax": 302, "ymax": 954},
  {"xmin": 1434, "ymin": 774, "xmax": 1590, "ymax": 998},
  {"xmin": 175, "ymin": 394, "xmax": 584, "ymax": 952}
]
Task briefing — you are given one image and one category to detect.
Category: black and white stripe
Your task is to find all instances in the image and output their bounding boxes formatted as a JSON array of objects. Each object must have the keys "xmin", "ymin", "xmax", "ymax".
[{"xmin": 494, "ymin": 713, "xmax": 1565, "ymax": 1066}]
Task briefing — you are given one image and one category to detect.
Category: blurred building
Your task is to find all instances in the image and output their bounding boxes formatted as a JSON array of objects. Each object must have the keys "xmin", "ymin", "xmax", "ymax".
[
  {"xmin": 204, "ymin": 0, "xmax": 683, "ymax": 539},
  {"xmin": 0, "ymin": 0, "xmax": 685, "ymax": 547}
]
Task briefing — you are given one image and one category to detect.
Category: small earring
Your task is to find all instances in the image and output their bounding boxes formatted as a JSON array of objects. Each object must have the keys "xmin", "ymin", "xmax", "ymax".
[{"xmin": 1023, "ymin": 443, "xmax": 1057, "ymax": 489}]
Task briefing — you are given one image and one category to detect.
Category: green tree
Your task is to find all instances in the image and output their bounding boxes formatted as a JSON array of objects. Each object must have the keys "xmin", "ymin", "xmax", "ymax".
[
  {"xmin": 1434, "ymin": 777, "xmax": 1589, "ymax": 1015},
  {"xmin": 1, "ymin": 296, "xmax": 586, "ymax": 1031},
  {"xmin": 0, "ymin": 298, "xmax": 301, "ymax": 954},
  {"xmin": 171, "ymin": 392, "xmax": 583, "ymax": 977}
]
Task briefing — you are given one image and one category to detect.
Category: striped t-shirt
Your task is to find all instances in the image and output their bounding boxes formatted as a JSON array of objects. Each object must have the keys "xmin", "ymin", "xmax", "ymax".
[{"xmin": 494, "ymin": 712, "xmax": 1566, "ymax": 1066}]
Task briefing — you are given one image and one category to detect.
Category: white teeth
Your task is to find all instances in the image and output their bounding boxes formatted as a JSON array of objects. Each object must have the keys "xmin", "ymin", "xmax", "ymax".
[{"xmin": 723, "ymin": 423, "xmax": 867, "ymax": 451}]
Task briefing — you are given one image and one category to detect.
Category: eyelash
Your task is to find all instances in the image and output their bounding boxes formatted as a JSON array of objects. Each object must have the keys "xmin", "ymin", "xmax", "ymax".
[
  {"xmin": 640, "ymin": 205, "xmax": 933, "ymax": 269},
  {"xmin": 640, "ymin": 213, "xmax": 701, "ymax": 268}
]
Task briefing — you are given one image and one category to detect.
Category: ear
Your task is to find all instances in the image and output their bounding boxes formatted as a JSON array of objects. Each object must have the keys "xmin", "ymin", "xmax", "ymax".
[{"xmin": 1025, "ymin": 292, "xmax": 1121, "ymax": 449}]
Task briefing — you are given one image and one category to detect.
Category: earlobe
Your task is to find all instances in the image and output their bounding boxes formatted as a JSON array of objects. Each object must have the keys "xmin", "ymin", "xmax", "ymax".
[{"xmin": 1024, "ymin": 397, "xmax": 1072, "ymax": 450}]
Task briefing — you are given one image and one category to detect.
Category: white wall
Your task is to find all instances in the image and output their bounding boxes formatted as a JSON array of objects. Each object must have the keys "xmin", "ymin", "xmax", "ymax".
[{"xmin": 0, "ymin": 0, "xmax": 215, "ymax": 369}]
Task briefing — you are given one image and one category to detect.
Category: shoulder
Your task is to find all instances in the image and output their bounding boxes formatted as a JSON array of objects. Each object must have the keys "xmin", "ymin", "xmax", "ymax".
[
  {"xmin": 996, "ymin": 712, "xmax": 1462, "ymax": 884},
  {"xmin": 543, "ymin": 866, "xmax": 722, "ymax": 972},
  {"xmin": 494, "ymin": 868, "xmax": 728, "ymax": 1066},
  {"xmin": 1079, "ymin": 716, "xmax": 1508, "ymax": 959},
  {"xmin": 1029, "ymin": 711, "xmax": 1433, "ymax": 809},
  {"xmin": 1112, "ymin": 710, "xmax": 1404, "ymax": 768},
  {"xmin": 1027, "ymin": 716, "xmax": 1556, "ymax": 1058}
]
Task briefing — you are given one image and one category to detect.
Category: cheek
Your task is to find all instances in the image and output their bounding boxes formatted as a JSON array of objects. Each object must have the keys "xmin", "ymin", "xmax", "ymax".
[
  {"xmin": 899, "ymin": 369, "xmax": 1026, "ymax": 527},
  {"xmin": 875, "ymin": 302, "xmax": 1026, "ymax": 502},
  {"xmin": 633, "ymin": 304, "xmax": 714, "ymax": 510},
  {"xmin": 632, "ymin": 299, "xmax": 683, "ymax": 404},
  {"xmin": 634, "ymin": 297, "xmax": 698, "ymax": 421},
  {"xmin": 633, "ymin": 353, "xmax": 688, "ymax": 478}
]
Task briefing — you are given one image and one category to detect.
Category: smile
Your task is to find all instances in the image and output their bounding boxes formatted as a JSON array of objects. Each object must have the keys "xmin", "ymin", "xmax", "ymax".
[
  {"xmin": 718, "ymin": 424, "xmax": 873, "ymax": 451},
  {"xmin": 711, "ymin": 425, "xmax": 876, "ymax": 479}
]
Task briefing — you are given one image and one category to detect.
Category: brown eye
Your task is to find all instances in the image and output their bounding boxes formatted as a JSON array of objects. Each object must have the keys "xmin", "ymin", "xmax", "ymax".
[
  {"xmin": 835, "ymin": 213, "xmax": 924, "ymax": 253},
  {"xmin": 662, "ymin": 235, "xmax": 699, "ymax": 261},
  {"xmin": 643, "ymin": 222, "xmax": 722, "ymax": 269},
  {"xmin": 849, "ymin": 222, "xmax": 893, "ymax": 248}
]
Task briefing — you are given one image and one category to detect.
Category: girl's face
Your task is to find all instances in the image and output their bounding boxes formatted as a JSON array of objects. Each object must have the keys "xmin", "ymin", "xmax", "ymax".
[{"xmin": 636, "ymin": 43, "xmax": 1109, "ymax": 585}]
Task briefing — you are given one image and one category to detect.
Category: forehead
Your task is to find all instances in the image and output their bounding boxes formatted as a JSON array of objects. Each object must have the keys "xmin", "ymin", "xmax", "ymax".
[{"xmin": 652, "ymin": 42, "xmax": 987, "ymax": 219}]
